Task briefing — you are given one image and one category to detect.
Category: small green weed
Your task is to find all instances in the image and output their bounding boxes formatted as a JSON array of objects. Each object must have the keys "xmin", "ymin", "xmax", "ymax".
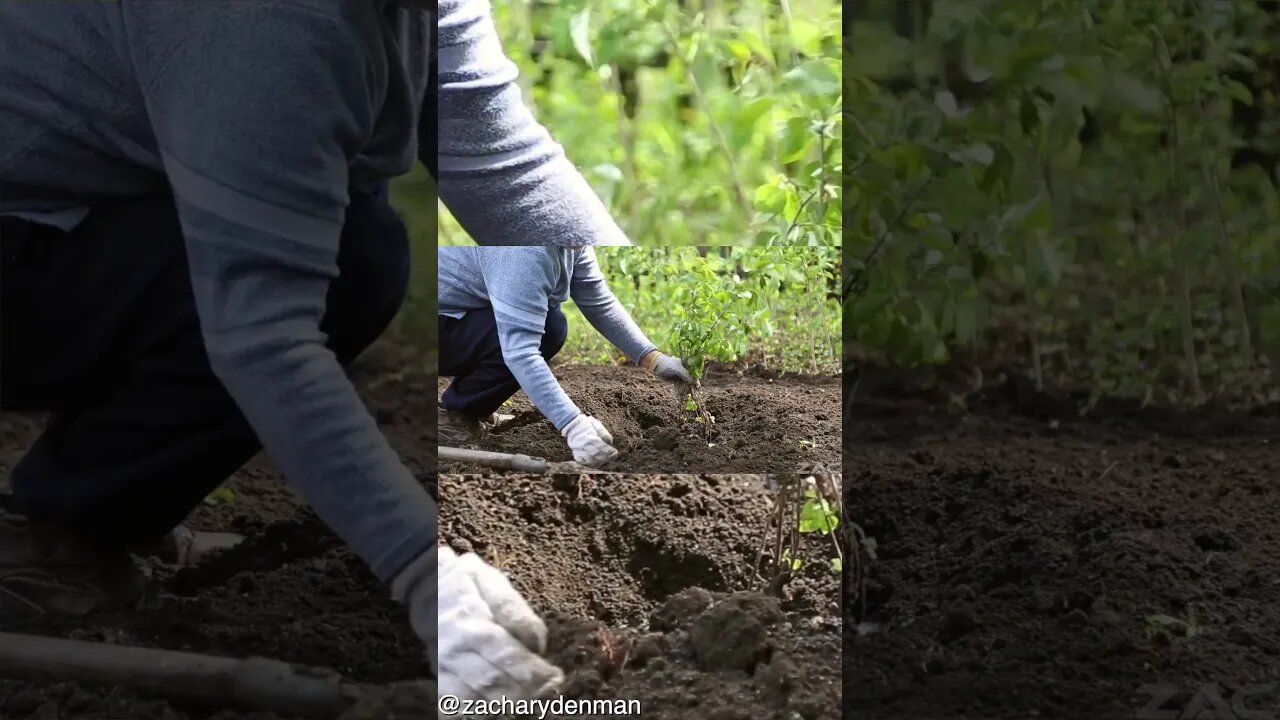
[
  {"xmin": 203, "ymin": 487, "xmax": 236, "ymax": 506},
  {"xmin": 1144, "ymin": 610, "xmax": 1201, "ymax": 644}
]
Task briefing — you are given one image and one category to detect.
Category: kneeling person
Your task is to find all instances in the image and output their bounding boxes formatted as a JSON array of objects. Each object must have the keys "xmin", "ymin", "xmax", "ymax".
[{"xmin": 437, "ymin": 247, "xmax": 692, "ymax": 466}]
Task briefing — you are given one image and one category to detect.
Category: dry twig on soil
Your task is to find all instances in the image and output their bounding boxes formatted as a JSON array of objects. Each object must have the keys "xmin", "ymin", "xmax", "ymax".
[{"xmin": 596, "ymin": 626, "xmax": 634, "ymax": 682}]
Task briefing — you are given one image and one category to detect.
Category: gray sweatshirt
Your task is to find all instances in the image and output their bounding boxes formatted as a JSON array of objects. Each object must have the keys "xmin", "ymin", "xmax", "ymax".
[
  {"xmin": 439, "ymin": 248, "xmax": 657, "ymax": 429},
  {"xmin": 0, "ymin": 0, "xmax": 434, "ymax": 583},
  {"xmin": 438, "ymin": 0, "xmax": 633, "ymax": 246},
  {"xmin": 0, "ymin": 0, "xmax": 634, "ymax": 582}
]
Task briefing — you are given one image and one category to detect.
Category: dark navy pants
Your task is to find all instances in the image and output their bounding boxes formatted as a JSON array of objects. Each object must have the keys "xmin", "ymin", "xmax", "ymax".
[
  {"xmin": 0, "ymin": 187, "xmax": 409, "ymax": 547},
  {"xmin": 438, "ymin": 306, "xmax": 568, "ymax": 420}
]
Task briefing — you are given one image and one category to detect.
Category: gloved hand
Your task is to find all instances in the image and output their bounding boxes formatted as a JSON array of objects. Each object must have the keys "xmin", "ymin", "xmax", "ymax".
[
  {"xmin": 391, "ymin": 544, "xmax": 563, "ymax": 716},
  {"xmin": 640, "ymin": 351, "xmax": 695, "ymax": 385},
  {"xmin": 560, "ymin": 413, "xmax": 618, "ymax": 466}
]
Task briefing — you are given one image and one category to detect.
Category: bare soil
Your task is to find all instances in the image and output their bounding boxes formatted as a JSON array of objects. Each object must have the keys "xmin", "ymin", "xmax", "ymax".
[
  {"xmin": 846, "ymin": 366, "xmax": 1280, "ymax": 720},
  {"xmin": 438, "ymin": 472, "xmax": 841, "ymax": 720},
  {"xmin": 439, "ymin": 364, "xmax": 841, "ymax": 474}
]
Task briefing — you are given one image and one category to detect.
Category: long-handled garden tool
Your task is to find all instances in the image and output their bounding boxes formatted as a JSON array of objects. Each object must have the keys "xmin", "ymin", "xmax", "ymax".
[
  {"xmin": 439, "ymin": 446, "xmax": 552, "ymax": 472},
  {"xmin": 0, "ymin": 631, "xmax": 432, "ymax": 719},
  {"xmin": 439, "ymin": 446, "xmax": 605, "ymax": 473}
]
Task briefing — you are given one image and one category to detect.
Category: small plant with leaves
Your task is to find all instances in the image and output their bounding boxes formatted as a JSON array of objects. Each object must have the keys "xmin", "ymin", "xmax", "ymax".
[
  {"xmin": 754, "ymin": 475, "xmax": 843, "ymax": 596},
  {"xmin": 663, "ymin": 255, "xmax": 761, "ymax": 443},
  {"xmin": 203, "ymin": 487, "xmax": 236, "ymax": 506},
  {"xmin": 560, "ymin": 247, "xmax": 840, "ymax": 378}
]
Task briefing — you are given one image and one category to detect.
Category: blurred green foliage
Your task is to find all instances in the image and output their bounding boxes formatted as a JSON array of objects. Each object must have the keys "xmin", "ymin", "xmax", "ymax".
[
  {"xmin": 848, "ymin": 0, "xmax": 1280, "ymax": 406},
  {"xmin": 560, "ymin": 247, "xmax": 842, "ymax": 374},
  {"xmin": 438, "ymin": 0, "xmax": 842, "ymax": 246}
]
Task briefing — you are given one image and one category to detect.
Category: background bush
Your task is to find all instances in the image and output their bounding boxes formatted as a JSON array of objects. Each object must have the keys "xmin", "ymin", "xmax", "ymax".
[
  {"xmin": 847, "ymin": 0, "xmax": 1280, "ymax": 407},
  {"xmin": 437, "ymin": 0, "xmax": 843, "ymax": 247},
  {"xmin": 560, "ymin": 247, "xmax": 842, "ymax": 375}
]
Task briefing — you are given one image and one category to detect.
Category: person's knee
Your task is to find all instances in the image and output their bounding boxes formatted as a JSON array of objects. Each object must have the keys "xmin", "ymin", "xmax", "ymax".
[
  {"xmin": 324, "ymin": 190, "xmax": 411, "ymax": 361},
  {"xmin": 540, "ymin": 309, "xmax": 569, "ymax": 360}
]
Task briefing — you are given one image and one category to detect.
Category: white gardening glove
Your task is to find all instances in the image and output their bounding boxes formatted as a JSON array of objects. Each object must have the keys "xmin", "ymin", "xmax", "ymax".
[
  {"xmin": 560, "ymin": 414, "xmax": 617, "ymax": 466},
  {"xmin": 640, "ymin": 351, "xmax": 695, "ymax": 385},
  {"xmin": 391, "ymin": 545, "xmax": 563, "ymax": 716}
]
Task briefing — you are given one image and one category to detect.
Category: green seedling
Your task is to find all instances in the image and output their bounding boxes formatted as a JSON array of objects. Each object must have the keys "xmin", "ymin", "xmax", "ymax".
[
  {"xmin": 798, "ymin": 488, "xmax": 840, "ymax": 536},
  {"xmin": 203, "ymin": 487, "xmax": 236, "ymax": 506},
  {"xmin": 754, "ymin": 476, "xmax": 844, "ymax": 596},
  {"xmin": 781, "ymin": 548, "xmax": 803, "ymax": 571},
  {"xmin": 1144, "ymin": 611, "xmax": 1200, "ymax": 644}
]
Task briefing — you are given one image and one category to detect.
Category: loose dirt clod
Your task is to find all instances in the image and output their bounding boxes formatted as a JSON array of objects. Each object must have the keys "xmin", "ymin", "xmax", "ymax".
[
  {"xmin": 755, "ymin": 651, "xmax": 801, "ymax": 706},
  {"xmin": 338, "ymin": 681, "xmax": 436, "ymax": 720},
  {"xmin": 649, "ymin": 587, "xmax": 716, "ymax": 632},
  {"xmin": 443, "ymin": 474, "xmax": 839, "ymax": 720},
  {"xmin": 688, "ymin": 593, "xmax": 783, "ymax": 672}
]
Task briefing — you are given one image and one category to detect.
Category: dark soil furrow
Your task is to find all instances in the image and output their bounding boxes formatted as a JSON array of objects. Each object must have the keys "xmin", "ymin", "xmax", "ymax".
[
  {"xmin": 440, "ymin": 364, "xmax": 842, "ymax": 474},
  {"xmin": 439, "ymin": 473, "xmax": 841, "ymax": 720}
]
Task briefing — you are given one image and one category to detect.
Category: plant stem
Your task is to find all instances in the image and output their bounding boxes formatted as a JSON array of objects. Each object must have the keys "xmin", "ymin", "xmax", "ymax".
[
  {"xmin": 605, "ymin": 63, "xmax": 643, "ymax": 239},
  {"xmin": 1198, "ymin": 105, "xmax": 1253, "ymax": 367},
  {"xmin": 660, "ymin": 20, "xmax": 754, "ymax": 224},
  {"xmin": 1153, "ymin": 29, "xmax": 1205, "ymax": 405}
]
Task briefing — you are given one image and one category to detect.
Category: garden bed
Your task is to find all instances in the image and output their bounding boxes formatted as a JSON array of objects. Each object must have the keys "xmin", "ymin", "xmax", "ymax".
[
  {"xmin": 439, "ymin": 364, "xmax": 842, "ymax": 474},
  {"xmin": 0, "ymin": 345, "xmax": 842, "ymax": 719},
  {"xmin": 0, "ymin": 344, "xmax": 436, "ymax": 720},
  {"xmin": 846, "ymin": 366, "xmax": 1280, "ymax": 719},
  {"xmin": 438, "ymin": 472, "xmax": 841, "ymax": 720}
]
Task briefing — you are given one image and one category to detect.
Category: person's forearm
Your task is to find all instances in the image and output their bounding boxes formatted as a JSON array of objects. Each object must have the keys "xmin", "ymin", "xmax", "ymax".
[
  {"xmin": 208, "ymin": 340, "xmax": 436, "ymax": 582},
  {"xmin": 503, "ymin": 347, "xmax": 581, "ymax": 430},
  {"xmin": 576, "ymin": 301, "xmax": 658, "ymax": 364},
  {"xmin": 437, "ymin": 0, "xmax": 631, "ymax": 247},
  {"xmin": 570, "ymin": 256, "xmax": 658, "ymax": 361},
  {"xmin": 185, "ymin": 218, "xmax": 436, "ymax": 583}
]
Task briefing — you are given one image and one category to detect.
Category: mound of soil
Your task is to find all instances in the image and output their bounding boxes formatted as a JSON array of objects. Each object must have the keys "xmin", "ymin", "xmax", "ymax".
[
  {"xmin": 847, "ymin": 367, "xmax": 1280, "ymax": 720},
  {"xmin": 0, "ymin": 343, "xmax": 437, "ymax": 719},
  {"xmin": 440, "ymin": 364, "xmax": 841, "ymax": 473},
  {"xmin": 438, "ymin": 473, "xmax": 841, "ymax": 720}
]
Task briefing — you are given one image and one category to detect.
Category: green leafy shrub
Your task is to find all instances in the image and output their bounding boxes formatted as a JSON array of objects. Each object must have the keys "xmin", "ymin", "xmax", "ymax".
[
  {"xmin": 439, "ymin": 0, "xmax": 841, "ymax": 247},
  {"xmin": 848, "ymin": 0, "xmax": 1280, "ymax": 406}
]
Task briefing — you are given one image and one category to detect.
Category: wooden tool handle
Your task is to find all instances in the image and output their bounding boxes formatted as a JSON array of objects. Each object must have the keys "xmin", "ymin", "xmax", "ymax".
[
  {"xmin": 0, "ymin": 632, "xmax": 356, "ymax": 718},
  {"xmin": 438, "ymin": 446, "xmax": 550, "ymax": 472}
]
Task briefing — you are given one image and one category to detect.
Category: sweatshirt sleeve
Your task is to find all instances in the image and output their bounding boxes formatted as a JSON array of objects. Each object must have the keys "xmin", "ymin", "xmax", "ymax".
[
  {"xmin": 437, "ymin": 0, "xmax": 632, "ymax": 247},
  {"xmin": 131, "ymin": 3, "xmax": 435, "ymax": 582},
  {"xmin": 479, "ymin": 250, "xmax": 582, "ymax": 429},
  {"xmin": 569, "ymin": 250, "xmax": 658, "ymax": 363}
]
